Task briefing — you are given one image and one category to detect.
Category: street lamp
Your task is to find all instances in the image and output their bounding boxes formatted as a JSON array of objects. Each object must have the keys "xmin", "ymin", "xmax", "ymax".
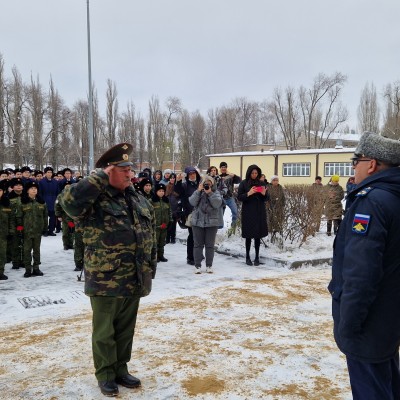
[{"xmin": 86, "ymin": 0, "xmax": 94, "ymax": 172}]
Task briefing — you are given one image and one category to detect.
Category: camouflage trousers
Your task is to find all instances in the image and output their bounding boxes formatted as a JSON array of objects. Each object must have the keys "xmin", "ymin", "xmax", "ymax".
[
  {"xmin": 61, "ymin": 221, "xmax": 74, "ymax": 248},
  {"xmin": 90, "ymin": 296, "xmax": 140, "ymax": 381},
  {"xmin": 0, "ymin": 236, "xmax": 6, "ymax": 274},
  {"xmin": 156, "ymin": 228, "xmax": 167, "ymax": 259},
  {"xmin": 10, "ymin": 235, "xmax": 24, "ymax": 267},
  {"xmin": 23, "ymin": 235, "xmax": 42, "ymax": 271},
  {"xmin": 74, "ymin": 230, "xmax": 84, "ymax": 268}
]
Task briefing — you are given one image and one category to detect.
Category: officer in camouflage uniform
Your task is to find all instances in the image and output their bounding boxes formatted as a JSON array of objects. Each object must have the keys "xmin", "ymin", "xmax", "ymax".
[{"xmin": 59, "ymin": 143, "xmax": 157, "ymax": 397}]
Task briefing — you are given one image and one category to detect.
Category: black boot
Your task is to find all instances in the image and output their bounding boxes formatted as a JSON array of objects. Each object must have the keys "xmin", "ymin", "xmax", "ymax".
[
  {"xmin": 98, "ymin": 380, "xmax": 119, "ymax": 396},
  {"xmin": 0, "ymin": 273, "xmax": 8, "ymax": 280},
  {"xmin": 246, "ymin": 257, "xmax": 253, "ymax": 266},
  {"xmin": 158, "ymin": 256, "xmax": 168, "ymax": 262}
]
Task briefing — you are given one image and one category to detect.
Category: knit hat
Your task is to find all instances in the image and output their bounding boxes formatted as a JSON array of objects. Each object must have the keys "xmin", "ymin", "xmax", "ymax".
[
  {"xmin": 163, "ymin": 169, "xmax": 172, "ymax": 175},
  {"xmin": 331, "ymin": 175, "xmax": 340, "ymax": 182},
  {"xmin": 355, "ymin": 131, "xmax": 400, "ymax": 166},
  {"xmin": 271, "ymin": 175, "xmax": 279, "ymax": 181},
  {"xmin": 219, "ymin": 161, "xmax": 227, "ymax": 168}
]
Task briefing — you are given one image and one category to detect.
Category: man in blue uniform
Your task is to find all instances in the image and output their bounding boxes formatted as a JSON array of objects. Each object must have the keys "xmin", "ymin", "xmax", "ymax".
[{"xmin": 329, "ymin": 131, "xmax": 400, "ymax": 399}]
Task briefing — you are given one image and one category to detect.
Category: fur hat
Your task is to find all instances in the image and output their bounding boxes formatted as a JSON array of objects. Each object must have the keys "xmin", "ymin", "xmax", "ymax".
[
  {"xmin": 44, "ymin": 166, "xmax": 54, "ymax": 173},
  {"xmin": 25, "ymin": 181, "xmax": 39, "ymax": 191},
  {"xmin": 155, "ymin": 183, "xmax": 166, "ymax": 192},
  {"xmin": 355, "ymin": 132, "xmax": 400, "ymax": 166},
  {"xmin": 9, "ymin": 178, "xmax": 23, "ymax": 188},
  {"xmin": 21, "ymin": 166, "xmax": 32, "ymax": 173},
  {"xmin": 139, "ymin": 178, "xmax": 152, "ymax": 190},
  {"xmin": 138, "ymin": 172, "xmax": 149, "ymax": 179},
  {"xmin": 163, "ymin": 169, "xmax": 172, "ymax": 175}
]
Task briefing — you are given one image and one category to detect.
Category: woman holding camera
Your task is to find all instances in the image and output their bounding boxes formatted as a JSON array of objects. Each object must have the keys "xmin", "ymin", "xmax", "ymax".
[
  {"xmin": 237, "ymin": 164, "xmax": 269, "ymax": 266},
  {"xmin": 188, "ymin": 175, "xmax": 223, "ymax": 274}
]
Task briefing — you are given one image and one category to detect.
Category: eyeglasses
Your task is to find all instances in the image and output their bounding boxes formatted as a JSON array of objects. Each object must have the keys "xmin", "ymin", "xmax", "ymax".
[{"xmin": 351, "ymin": 157, "xmax": 373, "ymax": 167}]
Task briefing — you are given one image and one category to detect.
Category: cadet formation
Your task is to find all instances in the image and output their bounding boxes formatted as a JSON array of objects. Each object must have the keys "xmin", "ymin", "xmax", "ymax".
[{"xmin": 2, "ymin": 132, "xmax": 400, "ymax": 398}]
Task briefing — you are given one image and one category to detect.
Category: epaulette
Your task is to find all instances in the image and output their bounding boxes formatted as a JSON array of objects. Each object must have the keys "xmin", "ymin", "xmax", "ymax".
[{"xmin": 355, "ymin": 186, "xmax": 374, "ymax": 197}]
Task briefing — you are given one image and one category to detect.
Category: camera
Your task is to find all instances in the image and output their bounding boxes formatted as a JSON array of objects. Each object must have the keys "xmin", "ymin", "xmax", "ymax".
[{"xmin": 203, "ymin": 184, "xmax": 210, "ymax": 190}]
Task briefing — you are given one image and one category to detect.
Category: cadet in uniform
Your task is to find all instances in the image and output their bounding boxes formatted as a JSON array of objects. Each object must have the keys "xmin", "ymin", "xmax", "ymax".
[
  {"xmin": 17, "ymin": 181, "xmax": 48, "ymax": 277},
  {"xmin": 59, "ymin": 143, "xmax": 157, "ymax": 397},
  {"xmin": 8, "ymin": 178, "xmax": 24, "ymax": 269},
  {"xmin": 0, "ymin": 181, "xmax": 14, "ymax": 280},
  {"xmin": 329, "ymin": 132, "xmax": 400, "ymax": 399}
]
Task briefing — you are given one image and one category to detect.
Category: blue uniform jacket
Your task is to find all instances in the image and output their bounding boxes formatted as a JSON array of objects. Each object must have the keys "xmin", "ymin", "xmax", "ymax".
[{"xmin": 329, "ymin": 167, "xmax": 400, "ymax": 363}]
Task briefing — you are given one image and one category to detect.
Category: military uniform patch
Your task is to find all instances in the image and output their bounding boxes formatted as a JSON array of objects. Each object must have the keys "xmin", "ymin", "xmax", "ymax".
[
  {"xmin": 355, "ymin": 186, "xmax": 374, "ymax": 197},
  {"xmin": 352, "ymin": 213, "xmax": 370, "ymax": 234}
]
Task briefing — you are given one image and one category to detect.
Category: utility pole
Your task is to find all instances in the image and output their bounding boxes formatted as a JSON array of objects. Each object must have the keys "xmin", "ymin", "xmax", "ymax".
[{"xmin": 86, "ymin": 0, "xmax": 94, "ymax": 172}]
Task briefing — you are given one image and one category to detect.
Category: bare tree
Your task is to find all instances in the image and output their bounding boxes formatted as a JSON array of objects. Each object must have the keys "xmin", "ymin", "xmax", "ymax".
[
  {"xmin": 269, "ymin": 86, "xmax": 301, "ymax": 149},
  {"xmin": 3, "ymin": 66, "xmax": 26, "ymax": 166},
  {"xmin": 105, "ymin": 79, "xmax": 118, "ymax": 147},
  {"xmin": 25, "ymin": 74, "xmax": 47, "ymax": 168},
  {"xmin": 299, "ymin": 72, "xmax": 348, "ymax": 148},
  {"xmin": 357, "ymin": 82, "xmax": 380, "ymax": 134},
  {"xmin": 258, "ymin": 100, "xmax": 279, "ymax": 144},
  {"xmin": 382, "ymin": 81, "xmax": 400, "ymax": 140}
]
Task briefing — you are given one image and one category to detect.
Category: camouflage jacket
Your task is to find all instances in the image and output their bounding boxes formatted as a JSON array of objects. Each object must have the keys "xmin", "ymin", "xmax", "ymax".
[
  {"xmin": 16, "ymin": 195, "xmax": 48, "ymax": 236},
  {"xmin": 324, "ymin": 183, "xmax": 344, "ymax": 220},
  {"xmin": 151, "ymin": 196, "xmax": 172, "ymax": 229},
  {"xmin": 55, "ymin": 193, "xmax": 74, "ymax": 222},
  {"xmin": 59, "ymin": 170, "xmax": 157, "ymax": 298},
  {"xmin": 0, "ymin": 197, "xmax": 14, "ymax": 238}
]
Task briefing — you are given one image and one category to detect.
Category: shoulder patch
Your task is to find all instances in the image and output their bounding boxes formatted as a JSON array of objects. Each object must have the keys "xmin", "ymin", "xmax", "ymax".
[
  {"xmin": 355, "ymin": 186, "xmax": 374, "ymax": 197},
  {"xmin": 352, "ymin": 213, "xmax": 370, "ymax": 235}
]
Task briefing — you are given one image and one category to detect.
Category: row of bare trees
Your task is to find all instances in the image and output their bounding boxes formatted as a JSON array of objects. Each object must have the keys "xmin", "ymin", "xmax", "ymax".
[{"xmin": 1, "ymin": 53, "xmax": 399, "ymax": 172}]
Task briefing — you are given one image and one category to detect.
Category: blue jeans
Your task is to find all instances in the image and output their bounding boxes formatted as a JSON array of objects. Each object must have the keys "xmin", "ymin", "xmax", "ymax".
[
  {"xmin": 346, "ymin": 355, "xmax": 400, "ymax": 400},
  {"xmin": 224, "ymin": 197, "xmax": 238, "ymax": 223}
]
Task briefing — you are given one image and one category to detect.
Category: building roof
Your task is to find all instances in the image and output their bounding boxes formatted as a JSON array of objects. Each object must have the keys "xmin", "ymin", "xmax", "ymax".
[{"xmin": 207, "ymin": 147, "xmax": 356, "ymax": 157}]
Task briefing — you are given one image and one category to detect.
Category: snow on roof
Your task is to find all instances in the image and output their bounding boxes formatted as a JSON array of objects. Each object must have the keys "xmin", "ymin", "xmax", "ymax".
[{"xmin": 207, "ymin": 147, "xmax": 356, "ymax": 157}]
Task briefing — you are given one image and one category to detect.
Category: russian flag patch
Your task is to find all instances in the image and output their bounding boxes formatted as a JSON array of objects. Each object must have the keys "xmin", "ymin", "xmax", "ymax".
[{"xmin": 352, "ymin": 213, "xmax": 370, "ymax": 235}]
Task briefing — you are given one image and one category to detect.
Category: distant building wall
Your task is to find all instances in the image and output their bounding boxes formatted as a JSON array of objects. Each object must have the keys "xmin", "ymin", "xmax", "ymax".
[{"xmin": 209, "ymin": 148, "xmax": 355, "ymax": 185}]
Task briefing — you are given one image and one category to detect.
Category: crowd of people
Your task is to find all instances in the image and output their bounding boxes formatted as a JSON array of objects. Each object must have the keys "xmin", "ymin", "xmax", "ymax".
[{"xmin": 0, "ymin": 159, "xmax": 359, "ymax": 282}]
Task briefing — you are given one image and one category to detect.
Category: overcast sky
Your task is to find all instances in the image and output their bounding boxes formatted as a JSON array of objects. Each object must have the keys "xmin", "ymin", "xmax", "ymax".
[{"xmin": 1, "ymin": 0, "xmax": 399, "ymax": 130}]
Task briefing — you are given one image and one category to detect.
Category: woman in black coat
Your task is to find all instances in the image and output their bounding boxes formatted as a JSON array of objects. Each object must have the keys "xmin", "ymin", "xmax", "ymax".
[{"xmin": 237, "ymin": 164, "xmax": 269, "ymax": 266}]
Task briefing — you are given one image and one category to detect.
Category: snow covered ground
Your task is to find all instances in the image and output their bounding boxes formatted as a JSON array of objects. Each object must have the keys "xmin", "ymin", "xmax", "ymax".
[{"xmin": 0, "ymin": 212, "xmax": 352, "ymax": 399}]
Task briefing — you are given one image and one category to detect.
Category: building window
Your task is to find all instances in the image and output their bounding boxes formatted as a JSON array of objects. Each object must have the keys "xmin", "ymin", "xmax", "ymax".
[
  {"xmin": 324, "ymin": 162, "xmax": 353, "ymax": 177},
  {"xmin": 283, "ymin": 163, "xmax": 311, "ymax": 177}
]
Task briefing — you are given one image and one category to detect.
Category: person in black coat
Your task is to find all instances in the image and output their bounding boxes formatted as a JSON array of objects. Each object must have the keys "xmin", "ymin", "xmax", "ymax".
[
  {"xmin": 328, "ymin": 132, "xmax": 400, "ymax": 399},
  {"xmin": 237, "ymin": 164, "xmax": 268, "ymax": 266},
  {"xmin": 174, "ymin": 166, "xmax": 201, "ymax": 265}
]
